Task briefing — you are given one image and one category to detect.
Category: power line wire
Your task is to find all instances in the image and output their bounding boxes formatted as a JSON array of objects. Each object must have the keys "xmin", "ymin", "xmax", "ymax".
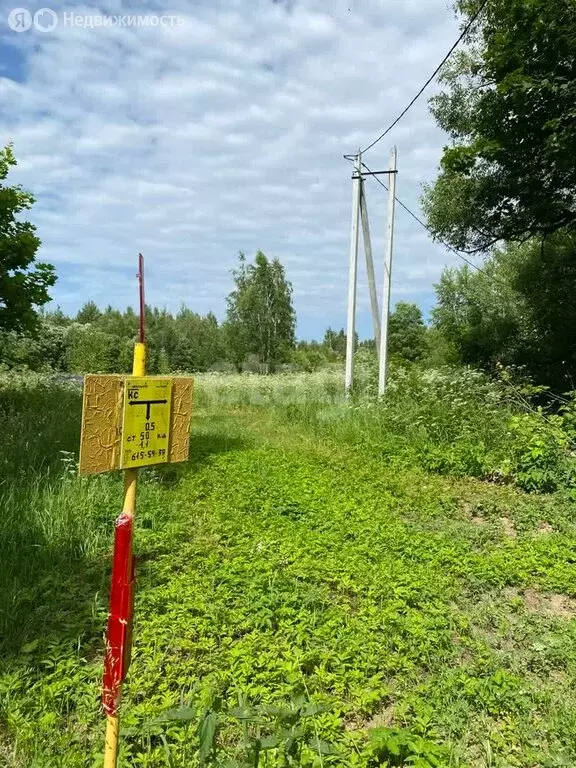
[
  {"xmin": 358, "ymin": 0, "xmax": 490, "ymax": 155},
  {"xmin": 357, "ymin": 159, "xmax": 508, "ymax": 287}
]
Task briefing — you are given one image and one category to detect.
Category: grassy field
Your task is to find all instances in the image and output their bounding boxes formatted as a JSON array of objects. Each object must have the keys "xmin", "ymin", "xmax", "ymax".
[{"xmin": 1, "ymin": 369, "xmax": 576, "ymax": 767}]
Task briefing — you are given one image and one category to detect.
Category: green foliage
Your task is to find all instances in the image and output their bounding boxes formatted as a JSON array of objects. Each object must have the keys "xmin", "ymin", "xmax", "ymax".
[
  {"xmin": 1, "ymin": 303, "xmax": 230, "ymax": 375},
  {"xmin": 368, "ymin": 727, "xmax": 449, "ymax": 767},
  {"xmin": 151, "ymin": 694, "xmax": 337, "ymax": 767},
  {"xmin": 217, "ymin": 363, "xmax": 575, "ymax": 495},
  {"xmin": 0, "ymin": 253, "xmax": 433, "ymax": 380},
  {"xmin": 0, "ymin": 374, "xmax": 113, "ymax": 652},
  {"xmin": 323, "ymin": 328, "xmax": 348, "ymax": 358},
  {"xmin": 432, "ymin": 234, "xmax": 576, "ymax": 391},
  {"xmin": 0, "ymin": 255, "xmax": 304, "ymax": 375},
  {"xmin": 76, "ymin": 301, "xmax": 102, "ymax": 324},
  {"xmin": 42, "ymin": 306, "xmax": 72, "ymax": 327},
  {"xmin": 501, "ymin": 412, "xmax": 574, "ymax": 493},
  {"xmin": 157, "ymin": 347, "xmax": 171, "ymax": 375},
  {"xmin": 225, "ymin": 252, "xmax": 296, "ymax": 372},
  {"xmin": 290, "ymin": 328, "xmax": 356, "ymax": 373},
  {"xmin": 0, "ymin": 144, "xmax": 56, "ymax": 333},
  {"xmin": 66, "ymin": 324, "xmax": 124, "ymax": 373},
  {"xmin": 423, "ymin": 0, "xmax": 576, "ymax": 250},
  {"xmin": 422, "ymin": 328, "xmax": 459, "ymax": 368},
  {"xmin": 3, "ymin": 372, "xmax": 576, "ymax": 766},
  {"xmin": 0, "ymin": 322, "xmax": 68, "ymax": 371},
  {"xmin": 291, "ymin": 341, "xmax": 339, "ymax": 372},
  {"xmin": 433, "ymin": 261, "xmax": 520, "ymax": 371},
  {"xmin": 171, "ymin": 309, "xmax": 224, "ymax": 373},
  {"xmin": 388, "ymin": 302, "xmax": 427, "ymax": 362}
]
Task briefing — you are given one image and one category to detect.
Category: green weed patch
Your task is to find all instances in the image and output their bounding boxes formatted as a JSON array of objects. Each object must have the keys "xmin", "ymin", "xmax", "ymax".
[{"xmin": 1, "ymin": 374, "xmax": 576, "ymax": 766}]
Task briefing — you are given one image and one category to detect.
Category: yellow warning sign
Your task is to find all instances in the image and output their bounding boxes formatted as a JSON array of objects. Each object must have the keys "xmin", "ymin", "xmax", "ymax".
[
  {"xmin": 79, "ymin": 375, "xmax": 193, "ymax": 476},
  {"xmin": 120, "ymin": 377, "xmax": 172, "ymax": 469}
]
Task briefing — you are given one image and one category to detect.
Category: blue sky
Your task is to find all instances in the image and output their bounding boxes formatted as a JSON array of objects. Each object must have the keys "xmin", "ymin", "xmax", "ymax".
[{"xmin": 0, "ymin": 0, "xmax": 469, "ymax": 340}]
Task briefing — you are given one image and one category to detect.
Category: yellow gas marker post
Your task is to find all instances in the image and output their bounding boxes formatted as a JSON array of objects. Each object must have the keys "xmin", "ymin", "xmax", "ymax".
[
  {"xmin": 103, "ymin": 341, "xmax": 145, "ymax": 768},
  {"xmin": 78, "ymin": 256, "xmax": 193, "ymax": 768}
]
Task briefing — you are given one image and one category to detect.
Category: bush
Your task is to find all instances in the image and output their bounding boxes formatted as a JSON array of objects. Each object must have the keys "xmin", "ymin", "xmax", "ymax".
[{"xmin": 499, "ymin": 413, "xmax": 575, "ymax": 492}]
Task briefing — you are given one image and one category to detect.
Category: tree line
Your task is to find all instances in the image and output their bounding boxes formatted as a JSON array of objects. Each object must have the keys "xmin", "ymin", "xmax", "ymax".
[
  {"xmin": 0, "ymin": 292, "xmax": 430, "ymax": 375},
  {"xmin": 0, "ymin": 243, "xmax": 304, "ymax": 374},
  {"xmin": 4, "ymin": 0, "xmax": 575, "ymax": 389},
  {"xmin": 0, "ymin": 141, "xmax": 430, "ymax": 374}
]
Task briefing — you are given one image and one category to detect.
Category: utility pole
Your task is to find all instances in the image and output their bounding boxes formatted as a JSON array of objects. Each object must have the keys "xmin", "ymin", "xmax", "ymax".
[
  {"xmin": 378, "ymin": 146, "xmax": 397, "ymax": 396},
  {"xmin": 345, "ymin": 151, "xmax": 362, "ymax": 397},
  {"xmin": 360, "ymin": 181, "xmax": 381, "ymax": 349}
]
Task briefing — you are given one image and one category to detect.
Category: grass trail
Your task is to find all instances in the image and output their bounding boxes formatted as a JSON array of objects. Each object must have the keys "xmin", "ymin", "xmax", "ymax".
[{"xmin": 2, "ymin": 398, "xmax": 576, "ymax": 767}]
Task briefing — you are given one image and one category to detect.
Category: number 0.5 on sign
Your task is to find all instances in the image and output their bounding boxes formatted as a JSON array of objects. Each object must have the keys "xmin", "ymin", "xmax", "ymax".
[{"xmin": 121, "ymin": 377, "xmax": 172, "ymax": 468}]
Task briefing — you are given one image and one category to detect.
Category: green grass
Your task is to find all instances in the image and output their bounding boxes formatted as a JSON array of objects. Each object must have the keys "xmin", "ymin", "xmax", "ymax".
[
  {"xmin": 1, "ymin": 371, "xmax": 576, "ymax": 766},
  {"xmin": 0, "ymin": 373, "xmax": 174, "ymax": 658}
]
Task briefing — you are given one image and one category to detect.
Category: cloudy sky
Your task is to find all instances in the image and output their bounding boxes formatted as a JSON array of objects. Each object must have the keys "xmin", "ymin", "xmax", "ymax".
[{"xmin": 0, "ymin": 0, "xmax": 467, "ymax": 339}]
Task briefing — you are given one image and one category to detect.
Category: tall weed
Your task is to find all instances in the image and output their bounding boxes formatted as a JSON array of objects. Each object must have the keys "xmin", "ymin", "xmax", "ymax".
[
  {"xmin": 194, "ymin": 361, "xmax": 576, "ymax": 493},
  {"xmin": 0, "ymin": 374, "xmax": 168, "ymax": 654}
]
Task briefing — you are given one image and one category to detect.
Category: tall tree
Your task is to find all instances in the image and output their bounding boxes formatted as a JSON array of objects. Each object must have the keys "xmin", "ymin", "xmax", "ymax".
[
  {"xmin": 225, "ymin": 251, "xmax": 296, "ymax": 372},
  {"xmin": 76, "ymin": 300, "xmax": 101, "ymax": 324},
  {"xmin": 388, "ymin": 302, "xmax": 427, "ymax": 361},
  {"xmin": 172, "ymin": 307, "xmax": 223, "ymax": 371},
  {"xmin": 222, "ymin": 319, "xmax": 247, "ymax": 373},
  {"xmin": 0, "ymin": 144, "xmax": 56, "ymax": 332},
  {"xmin": 423, "ymin": 0, "xmax": 576, "ymax": 251},
  {"xmin": 323, "ymin": 327, "xmax": 350, "ymax": 358}
]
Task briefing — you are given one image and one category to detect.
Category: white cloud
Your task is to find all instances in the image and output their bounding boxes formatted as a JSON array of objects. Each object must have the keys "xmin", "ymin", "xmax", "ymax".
[{"xmin": 0, "ymin": 0, "xmax": 471, "ymax": 337}]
